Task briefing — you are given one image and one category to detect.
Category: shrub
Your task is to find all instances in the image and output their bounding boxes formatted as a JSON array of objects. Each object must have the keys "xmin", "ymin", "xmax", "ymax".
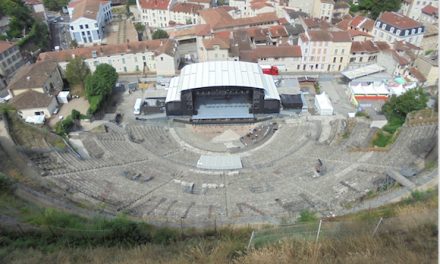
[
  {"xmin": 298, "ymin": 210, "xmax": 318, "ymax": 223},
  {"xmin": 372, "ymin": 130, "xmax": 392, "ymax": 147},
  {"xmin": 71, "ymin": 109, "xmax": 81, "ymax": 120},
  {"xmin": 0, "ymin": 173, "xmax": 14, "ymax": 193},
  {"xmin": 55, "ymin": 115, "xmax": 74, "ymax": 136},
  {"xmin": 152, "ymin": 227, "xmax": 179, "ymax": 244}
]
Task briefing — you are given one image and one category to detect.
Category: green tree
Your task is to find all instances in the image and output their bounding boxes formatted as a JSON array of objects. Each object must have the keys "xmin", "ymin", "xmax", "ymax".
[
  {"xmin": 382, "ymin": 88, "xmax": 428, "ymax": 121},
  {"xmin": 65, "ymin": 57, "xmax": 90, "ymax": 88},
  {"xmin": 152, "ymin": 29, "xmax": 169, "ymax": 40},
  {"xmin": 43, "ymin": 0, "xmax": 68, "ymax": 11},
  {"xmin": 354, "ymin": 0, "xmax": 401, "ymax": 19},
  {"xmin": 134, "ymin": 22, "xmax": 145, "ymax": 33},
  {"xmin": 85, "ymin": 64, "xmax": 117, "ymax": 98}
]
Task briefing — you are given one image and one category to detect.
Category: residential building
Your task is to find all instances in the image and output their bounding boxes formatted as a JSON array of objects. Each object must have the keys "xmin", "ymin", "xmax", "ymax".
[
  {"xmin": 420, "ymin": 4, "xmax": 439, "ymax": 24},
  {"xmin": 400, "ymin": 0, "xmax": 439, "ymax": 20},
  {"xmin": 37, "ymin": 39, "xmax": 179, "ymax": 76},
  {"xmin": 136, "ymin": 0, "xmax": 205, "ymax": 28},
  {"xmin": 240, "ymin": 45, "xmax": 302, "ymax": 72},
  {"xmin": 312, "ymin": 0, "xmax": 335, "ymax": 22},
  {"xmin": 298, "ymin": 30, "xmax": 352, "ymax": 72},
  {"xmin": 9, "ymin": 90, "xmax": 58, "ymax": 120},
  {"xmin": 229, "ymin": 0, "xmax": 277, "ymax": 18},
  {"xmin": 372, "ymin": 12, "xmax": 425, "ymax": 47},
  {"xmin": 186, "ymin": 0, "xmax": 211, "ymax": 8},
  {"xmin": 0, "ymin": 41, "xmax": 25, "ymax": 88},
  {"xmin": 348, "ymin": 40, "xmax": 389, "ymax": 69},
  {"xmin": 7, "ymin": 60, "xmax": 63, "ymax": 97},
  {"xmin": 332, "ymin": 1, "xmax": 350, "ymax": 21},
  {"xmin": 169, "ymin": 3, "xmax": 203, "ymax": 25},
  {"xmin": 23, "ymin": 0, "xmax": 48, "ymax": 23},
  {"xmin": 289, "ymin": 0, "xmax": 334, "ymax": 22},
  {"xmin": 199, "ymin": 7, "xmax": 280, "ymax": 32},
  {"xmin": 68, "ymin": 0, "xmax": 112, "ymax": 45},
  {"xmin": 198, "ymin": 32, "xmax": 233, "ymax": 62},
  {"xmin": 414, "ymin": 51, "xmax": 438, "ymax": 86}
]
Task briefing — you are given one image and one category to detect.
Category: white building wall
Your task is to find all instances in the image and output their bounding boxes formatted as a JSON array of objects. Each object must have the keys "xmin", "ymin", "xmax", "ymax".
[
  {"xmin": 257, "ymin": 57, "xmax": 302, "ymax": 72},
  {"xmin": 18, "ymin": 97, "xmax": 58, "ymax": 119},
  {"xmin": 372, "ymin": 26, "xmax": 424, "ymax": 47}
]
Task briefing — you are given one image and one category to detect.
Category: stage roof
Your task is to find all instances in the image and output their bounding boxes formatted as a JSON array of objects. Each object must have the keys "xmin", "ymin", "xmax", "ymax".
[
  {"xmin": 341, "ymin": 64, "xmax": 386, "ymax": 80},
  {"xmin": 166, "ymin": 61, "xmax": 280, "ymax": 103}
]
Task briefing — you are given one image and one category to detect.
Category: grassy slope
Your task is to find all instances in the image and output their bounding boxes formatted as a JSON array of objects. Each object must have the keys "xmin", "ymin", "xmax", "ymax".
[{"xmin": 0, "ymin": 187, "xmax": 436, "ymax": 264}]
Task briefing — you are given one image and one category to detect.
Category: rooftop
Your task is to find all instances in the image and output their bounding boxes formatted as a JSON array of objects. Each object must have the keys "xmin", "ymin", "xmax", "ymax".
[
  {"xmin": 138, "ymin": 0, "xmax": 170, "ymax": 10},
  {"xmin": 38, "ymin": 39, "xmax": 177, "ymax": 61},
  {"xmin": 9, "ymin": 90, "xmax": 54, "ymax": 109},
  {"xmin": 71, "ymin": 0, "xmax": 109, "ymax": 21},
  {"xmin": 377, "ymin": 12, "xmax": 422, "ymax": 29},
  {"xmin": 170, "ymin": 2, "xmax": 204, "ymax": 14},
  {"xmin": 165, "ymin": 61, "xmax": 280, "ymax": 103},
  {"xmin": 0, "ymin": 41, "xmax": 14, "ymax": 53},
  {"xmin": 7, "ymin": 61, "xmax": 59, "ymax": 91}
]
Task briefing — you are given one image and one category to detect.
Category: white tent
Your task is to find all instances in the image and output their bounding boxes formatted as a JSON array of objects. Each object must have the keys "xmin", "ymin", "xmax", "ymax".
[{"xmin": 314, "ymin": 92, "xmax": 334, "ymax": 116}]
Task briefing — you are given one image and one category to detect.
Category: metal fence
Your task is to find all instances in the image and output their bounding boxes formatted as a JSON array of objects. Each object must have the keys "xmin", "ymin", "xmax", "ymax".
[{"xmin": 249, "ymin": 218, "xmax": 383, "ymax": 249}]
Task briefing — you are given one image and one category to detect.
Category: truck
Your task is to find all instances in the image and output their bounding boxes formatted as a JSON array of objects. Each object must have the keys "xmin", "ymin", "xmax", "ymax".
[
  {"xmin": 133, "ymin": 98, "xmax": 142, "ymax": 115},
  {"xmin": 260, "ymin": 65, "xmax": 279, "ymax": 76}
]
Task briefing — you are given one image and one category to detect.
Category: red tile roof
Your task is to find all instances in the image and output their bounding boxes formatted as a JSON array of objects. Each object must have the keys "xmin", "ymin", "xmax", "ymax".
[
  {"xmin": 240, "ymin": 45, "xmax": 302, "ymax": 62},
  {"xmin": 138, "ymin": 0, "xmax": 170, "ymax": 10},
  {"xmin": 71, "ymin": 0, "xmax": 109, "ymax": 20},
  {"xmin": 377, "ymin": 12, "xmax": 422, "ymax": 29},
  {"xmin": 422, "ymin": 4, "xmax": 438, "ymax": 16},
  {"xmin": 409, "ymin": 67, "xmax": 427, "ymax": 82},
  {"xmin": 348, "ymin": 29, "xmax": 372, "ymax": 38},
  {"xmin": 330, "ymin": 31, "xmax": 352, "ymax": 42},
  {"xmin": 37, "ymin": 40, "xmax": 177, "ymax": 62},
  {"xmin": 350, "ymin": 40, "xmax": 380, "ymax": 53},
  {"xmin": 350, "ymin": 15, "xmax": 374, "ymax": 31},
  {"xmin": 199, "ymin": 8, "xmax": 279, "ymax": 30},
  {"xmin": 170, "ymin": 2, "xmax": 204, "ymax": 14},
  {"xmin": 0, "ymin": 41, "xmax": 14, "ymax": 53},
  {"xmin": 269, "ymin": 25, "xmax": 288, "ymax": 38},
  {"xmin": 202, "ymin": 36, "xmax": 230, "ymax": 49}
]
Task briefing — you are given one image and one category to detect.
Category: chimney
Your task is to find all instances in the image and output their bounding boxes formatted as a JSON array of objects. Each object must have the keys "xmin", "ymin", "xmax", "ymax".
[{"xmin": 160, "ymin": 40, "xmax": 163, "ymax": 46}]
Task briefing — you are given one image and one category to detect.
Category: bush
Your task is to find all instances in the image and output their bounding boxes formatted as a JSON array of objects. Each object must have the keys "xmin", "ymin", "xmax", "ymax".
[
  {"xmin": 29, "ymin": 208, "xmax": 85, "ymax": 228},
  {"xmin": 355, "ymin": 111, "xmax": 370, "ymax": 118},
  {"xmin": 298, "ymin": 210, "xmax": 318, "ymax": 223},
  {"xmin": 0, "ymin": 173, "xmax": 14, "ymax": 193},
  {"xmin": 382, "ymin": 115, "xmax": 404, "ymax": 134},
  {"xmin": 71, "ymin": 109, "xmax": 81, "ymax": 120},
  {"xmin": 372, "ymin": 130, "xmax": 393, "ymax": 147},
  {"xmin": 55, "ymin": 115, "xmax": 74, "ymax": 136},
  {"xmin": 152, "ymin": 227, "xmax": 179, "ymax": 244}
]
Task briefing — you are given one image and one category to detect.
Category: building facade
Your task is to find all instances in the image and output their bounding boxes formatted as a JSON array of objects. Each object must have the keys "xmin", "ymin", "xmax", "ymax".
[
  {"xmin": 38, "ymin": 40, "xmax": 180, "ymax": 76},
  {"xmin": 68, "ymin": 0, "xmax": 112, "ymax": 45},
  {"xmin": 0, "ymin": 41, "xmax": 25, "ymax": 86},
  {"xmin": 372, "ymin": 12, "xmax": 425, "ymax": 47}
]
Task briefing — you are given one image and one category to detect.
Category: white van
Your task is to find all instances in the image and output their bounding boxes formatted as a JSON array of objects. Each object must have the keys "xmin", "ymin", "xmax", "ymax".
[{"xmin": 133, "ymin": 98, "xmax": 142, "ymax": 115}]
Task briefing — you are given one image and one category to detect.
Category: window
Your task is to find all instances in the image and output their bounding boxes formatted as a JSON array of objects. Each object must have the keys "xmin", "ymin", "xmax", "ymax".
[
  {"xmin": 341, "ymin": 49, "xmax": 344, "ymax": 54},
  {"xmin": 70, "ymin": 26, "xmax": 74, "ymax": 30},
  {"xmin": 124, "ymin": 67, "xmax": 127, "ymax": 72},
  {"xmin": 381, "ymin": 24, "xmax": 386, "ymax": 30},
  {"xmin": 122, "ymin": 58, "xmax": 125, "ymax": 64},
  {"xmin": 390, "ymin": 27, "xmax": 394, "ymax": 33},
  {"xmin": 333, "ymin": 57, "xmax": 336, "ymax": 63},
  {"xmin": 160, "ymin": 57, "xmax": 164, "ymax": 61},
  {"xmin": 340, "ymin": 57, "xmax": 343, "ymax": 63},
  {"xmin": 334, "ymin": 49, "xmax": 338, "ymax": 55},
  {"xmin": 80, "ymin": 25, "xmax": 83, "ymax": 29},
  {"xmin": 85, "ymin": 24, "xmax": 89, "ymax": 29},
  {"xmin": 396, "ymin": 29, "xmax": 401, "ymax": 35}
]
